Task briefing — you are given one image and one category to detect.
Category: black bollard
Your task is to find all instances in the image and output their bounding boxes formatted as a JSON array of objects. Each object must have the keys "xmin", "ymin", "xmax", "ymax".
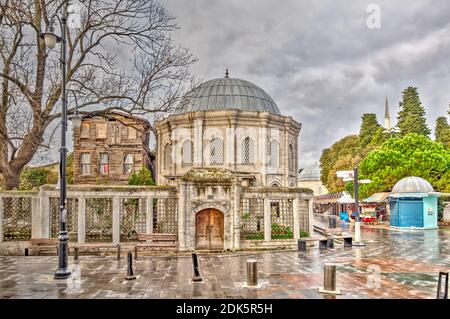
[
  {"xmin": 117, "ymin": 244, "xmax": 121, "ymax": 260},
  {"xmin": 298, "ymin": 239, "xmax": 307, "ymax": 252},
  {"xmin": 74, "ymin": 247, "xmax": 79, "ymax": 261},
  {"xmin": 437, "ymin": 272, "xmax": 448, "ymax": 299},
  {"xmin": 25, "ymin": 248, "xmax": 29, "ymax": 256},
  {"xmin": 327, "ymin": 238, "xmax": 334, "ymax": 249},
  {"xmin": 125, "ymin": 252, "xmax": 136, "ymax": 280},
  {"xmin": 192, "ymin": 253, "xmax": 203, "ymax": 282}
]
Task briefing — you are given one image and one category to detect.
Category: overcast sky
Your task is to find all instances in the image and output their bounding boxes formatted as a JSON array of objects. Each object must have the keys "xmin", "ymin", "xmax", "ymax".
[{"xmin": 162, "ymin": 0, "xmax": 450, "ymax": 168}]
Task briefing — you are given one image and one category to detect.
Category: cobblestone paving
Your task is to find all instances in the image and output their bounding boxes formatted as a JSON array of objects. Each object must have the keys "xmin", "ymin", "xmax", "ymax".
[{"xmin": 0, "ymin": 224, "xmax": 449, "ymax": 299}]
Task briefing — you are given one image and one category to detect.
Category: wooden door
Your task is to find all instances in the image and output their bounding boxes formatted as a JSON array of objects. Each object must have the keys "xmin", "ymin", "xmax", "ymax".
[{"xmin": 195, "ymin": 209, "xmax": 224, "ymax": 250}]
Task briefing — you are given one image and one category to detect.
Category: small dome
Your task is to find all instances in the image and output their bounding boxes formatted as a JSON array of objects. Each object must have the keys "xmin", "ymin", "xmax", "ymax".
[
  {"xmin": 391, "ymin": 176, "xmax": 434, "ymax": 194},
  {"xmin": 176, "ymin": 76, "xmax": 281, "ymax": 115},
  {"xmin": 298, "ymin": 163, "xmax": 321, "ymax": 181}
]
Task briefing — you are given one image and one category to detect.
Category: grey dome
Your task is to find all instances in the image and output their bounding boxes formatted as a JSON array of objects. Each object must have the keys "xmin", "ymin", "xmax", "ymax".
[
  {"xmin": 298, "ymin": 164, "xmax": 321, "ymax": 181},
  {"xmin": 391, "ymin": 176, "xmax": 434, "ymax": 194},
  {"xmin": 176, "ymin": 77, "xmax": 281, "ymax": 115}
]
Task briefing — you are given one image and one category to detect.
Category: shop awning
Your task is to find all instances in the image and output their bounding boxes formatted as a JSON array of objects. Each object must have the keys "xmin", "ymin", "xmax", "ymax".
[{"xmin": 362, "ymin": 192, "xmax": 390, "ymax": 204}]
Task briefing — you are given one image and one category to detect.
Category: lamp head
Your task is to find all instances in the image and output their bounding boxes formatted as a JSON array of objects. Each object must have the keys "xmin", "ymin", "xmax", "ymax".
[
  {"xmin": 40, "ymin": 30, "xmax": 61, "ymax": 49},
  {"xmin": 70, "ymin": 113, "xmax": 82, "ymax": 129}
]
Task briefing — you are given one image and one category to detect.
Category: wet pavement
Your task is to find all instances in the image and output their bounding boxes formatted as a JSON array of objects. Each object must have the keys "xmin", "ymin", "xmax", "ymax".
[{"xmin": 0, "ymin": 218, "xmax": 449, "ymax": 299}]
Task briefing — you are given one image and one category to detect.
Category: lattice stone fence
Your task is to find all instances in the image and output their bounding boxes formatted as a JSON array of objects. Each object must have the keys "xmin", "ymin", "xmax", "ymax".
[
  {"xmin": 239, "ymin": 187, "xmax": 313, "ymax": 245},
  {"xmin": 0, "ymin": 185, "xmax": 178, "ymax": 245}
]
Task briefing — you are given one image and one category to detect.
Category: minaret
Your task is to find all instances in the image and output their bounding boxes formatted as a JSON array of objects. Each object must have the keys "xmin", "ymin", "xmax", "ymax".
[{"xmin": 384, "ymin": 96, "xmax": 391, "ymax": 130}]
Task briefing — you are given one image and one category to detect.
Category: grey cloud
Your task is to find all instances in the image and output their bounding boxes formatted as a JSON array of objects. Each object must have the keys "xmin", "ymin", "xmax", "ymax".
[{"xmin": 162, "ymin": 0, "xmax": 450, "ymax": 167}]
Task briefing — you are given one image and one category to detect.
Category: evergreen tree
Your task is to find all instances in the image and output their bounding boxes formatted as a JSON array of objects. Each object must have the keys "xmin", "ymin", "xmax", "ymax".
[
  {"xmin": 359, "ymin": 113, "xmax": 381, "ymax": 147},
  {"xmin": 435, "ymin": 117, "xmax": 450, "ymax": 148},
  {"xmin": 397, "ymin": 87, "xmax": 431, "ymax": 137}
]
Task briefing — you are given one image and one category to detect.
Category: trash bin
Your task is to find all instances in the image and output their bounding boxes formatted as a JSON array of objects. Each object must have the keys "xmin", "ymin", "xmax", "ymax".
[{"xmin": 328, "ymin": 215, "xmax": 337, "ymax": 228}]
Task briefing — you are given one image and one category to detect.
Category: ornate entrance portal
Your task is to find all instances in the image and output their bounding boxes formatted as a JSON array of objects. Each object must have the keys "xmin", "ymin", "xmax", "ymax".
[{"xmin": 195, "ymin": 209, "xmax": 224, "ymax": 250}]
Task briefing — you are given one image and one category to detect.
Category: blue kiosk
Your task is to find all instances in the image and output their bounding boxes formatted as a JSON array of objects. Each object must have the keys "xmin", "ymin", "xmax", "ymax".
[{"xmin": 389, "ymin": 176, "xmax": 439, "ymax": 229}]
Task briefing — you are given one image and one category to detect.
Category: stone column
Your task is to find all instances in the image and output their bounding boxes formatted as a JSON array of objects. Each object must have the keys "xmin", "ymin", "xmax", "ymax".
[
  {"xmin": 112, "ymin": 197, "xmax": 120, "ymax": 245},
  {"xmin": 228, "ymin": 120, "xmax": 236, "ymax": 169},
  {"xmin": 31, "ymin": 196, "xmax": 40, "ymax": 239},
  {"xmin": 308, "ymin": 198, "xmax": 314, "ymax": 237},
  {"xmin": 260, "ymin": 125, "xmax": 268, "ymax": 186},
  {"xmin": 0, "ymin": 197, "xmax": 3, "ymax": 243},
  {"xmin": 177, "ymin": 183, "xmax": 187, "ymax": 251},
  {"xmin": 194, "ymin": 118, "xmax": 204, "ymax": 166},
  {"xmin": 39, "ymin": 190, "xmax": 50, "ymax": 238},
  {"xmin": 264, "ymin": 197, "xmax": 271, "ymax": 242},
  {"xmin": 78, "ymin": 197, "xmax": 86, "ymax": 244},
  {"xmin": 284, "ymin": 125, "xmax": 289, "ymax": 187},
  {"xmin": 232, "ymin": 183, "xmax": 241, "ymax": 250},
  {"xmin": 293, "ymin": 197, "xmax": 300, "ymax": 240},
  {"xmin": 146, "ymin": 196, "xmax": 154, "ymax": 235}
]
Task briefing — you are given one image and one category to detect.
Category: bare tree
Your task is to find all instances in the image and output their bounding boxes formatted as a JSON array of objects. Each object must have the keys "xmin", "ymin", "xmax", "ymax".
[{"xmin": 0, "ymin": 0, "xmax": 196, "ymax": 189}]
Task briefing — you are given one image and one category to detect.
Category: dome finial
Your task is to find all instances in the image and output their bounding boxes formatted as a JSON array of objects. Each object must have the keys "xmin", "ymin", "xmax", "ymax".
[{"xmin": 225, "ymin": 68, "xmax": 229, "ymax": 78}]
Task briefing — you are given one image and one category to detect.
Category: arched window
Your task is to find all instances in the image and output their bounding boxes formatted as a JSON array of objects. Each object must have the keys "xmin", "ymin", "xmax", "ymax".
[
  {"xmin": 210, "ymin": 138, "xmax": 224, "ymax": 165},
  {"xmin": 288, "ymin": 144, "xmax": 294, "ymax": 173},
  {"xmin": 164, "ymin": 144, "xmax": 172, "ymax": 170},
  {"xmin": 182, "ymin": 140, "xmax": 193, "ymax": 167},
  {"xmin": 269, "ymin": 140, "xmax": 279, "ymax": 168},
  {"xmin": 241, "ymin": 137, "xmax": 255, "ymax": 165}
]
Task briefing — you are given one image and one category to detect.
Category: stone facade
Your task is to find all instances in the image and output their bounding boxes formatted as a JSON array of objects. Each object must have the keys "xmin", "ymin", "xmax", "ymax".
[
  {"xmin": 73, "ymin": 111, "xmax": 152, "ymax": 184},
  {"xmin": 155, "ymin": 110, "xmax": 300, "ymax": 188}
]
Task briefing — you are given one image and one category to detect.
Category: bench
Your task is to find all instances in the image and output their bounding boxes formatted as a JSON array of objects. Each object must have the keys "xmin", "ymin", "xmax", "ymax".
[
  {"xmin": 28, "ymin": 238, "xmax": 58, "ymax": 255},
  {"xmin": 135, "ymin": 234, "xmax": 177, "ymax": 257},
  {"xmin": 70, "ymin": 243, "xmax": 121, "ymax": 259},
  {"xmin": 137, "ymin": 233, "xmax": 177, "ymax": 245},
  {"xmin": 298, "ymin": 235, "xmax": 353, "ymax": 252},
  {"xmin": 297, "ymin": 237, "xmax": 329, "ymax": 251}
]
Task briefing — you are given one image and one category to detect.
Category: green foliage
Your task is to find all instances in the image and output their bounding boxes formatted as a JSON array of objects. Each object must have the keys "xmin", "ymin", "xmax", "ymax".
[
  {"xmin": 320, "ymin": 135, "xmax": 362, "ymax": 192},
  {"xmin": 397, "ymin": 87, "xmax": 431, "ymax": 137},
  {"xmin": 244, "ymin": 232, "xmax": 264, "ymax": 240},
  {"xmin": 358, "ymin": 133, "xmax": 450, "ymax": 198},
  {"xmin": 359, "ymin": 113, "xmax": 381, "ymax": 147},
  {"xmin": 435, "ymin": 117, "xmax": 450, "ymax": 148},
  {"xmin": 66, "ymin": 152, "xmax": 74, "ymax": 184},
  {"xmin": 128, "ymin": 166, "xmax": 155, "ymax": 186},
  {"xmin": 299, "ymin": 230, "xmax": 309, "ymax": 238},
  {"xmin": 438, "ymin": 198, "xmax": 445, "ymax": 222},
  {"xmin": 271, "ymin": 223, "xmax": 293, "ymax": 239},
  {"xmin": 19, "ymin": 167, "xmax": 58, "ymax": 190}
]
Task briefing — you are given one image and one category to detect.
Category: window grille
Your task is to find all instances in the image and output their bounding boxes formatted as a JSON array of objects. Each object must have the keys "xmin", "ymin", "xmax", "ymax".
[
  {"xmin": 164, "ymin": 144, "xmax": 172, "ymax": 170},
  {"xmin": 1, "ymin": 197, "xmax": 32, "ymax": 241},
  {"xmin": 85, "ymin": 198, "xmax": 113, "ymax": 242},
  {"xmin": 270, "ymin": 199, "xmax": 294, "ymax": 239},
  {"xmin": 153, "ymin": 198, "xmax": 178, "ymax": 234},
  {"xmin": 80, "ymin": 153, "xmax": 91, "ymax": 175},
  {"xmin": 50, "ymin": 197, "xmax": 78, "ymax": 241},
  {"xmin": 269, "ymin": 140, "xmax": 279, "ymax": 168},
  {"xmin": 288, "ymin": 144, "xmax": 294, "ymax": 173},
  {"xmin": 99, "ymin": 153, "xmax": 109, "ymax": 174},
  {"xmin": 210, "ymin": 138, "xmax": 224, "ymax": 165},
  {"xmin": 182, "ymin": 140, "xmax": 193, "ymax": 167},
  {"xmin": 123, "ymin": 154, "xmax": 134, "ymax": 174},
  {"xmin": 120, "ymin": 198, "xmax": 146, "ymax": 242},
  {"xmin": 242, "ymin": 137, "xmax": 255, "ymax": 165},
  {"xmin": 240, "ymin": 198, "xmax": 264, "ymax": 240}
]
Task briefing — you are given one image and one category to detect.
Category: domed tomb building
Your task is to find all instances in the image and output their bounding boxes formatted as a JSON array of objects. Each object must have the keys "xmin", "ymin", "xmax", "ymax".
[
  {"xmin": 156, "ymin": 74, "xmax": 300, "ymax": 187},
  {"xmin": 155, "ymin": 72, "xmax": 313, "ymax": 251}
]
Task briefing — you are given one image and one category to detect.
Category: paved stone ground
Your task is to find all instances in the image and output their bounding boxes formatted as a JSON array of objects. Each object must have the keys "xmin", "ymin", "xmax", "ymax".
[{"xmin": 0, "ymin": 220, "xmax": 449, "ymax": 299}]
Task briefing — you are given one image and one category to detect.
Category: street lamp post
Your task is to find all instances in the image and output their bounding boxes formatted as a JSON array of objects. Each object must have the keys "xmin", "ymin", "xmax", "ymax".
[{"xmin": 41, "ymin": 1, "xmax": 71, "ymax": 279}]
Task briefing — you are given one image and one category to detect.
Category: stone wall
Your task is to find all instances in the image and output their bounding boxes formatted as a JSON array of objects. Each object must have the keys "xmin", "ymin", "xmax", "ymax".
[{"xmin": 155, "ymin": 110, "xmax": 301, "ymax": 187}]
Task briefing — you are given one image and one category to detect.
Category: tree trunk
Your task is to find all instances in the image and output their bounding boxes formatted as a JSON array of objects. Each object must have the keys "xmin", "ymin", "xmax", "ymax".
[{"xmin": 3, "ymin": 170, "xmax": 21, "ymax": 190}]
